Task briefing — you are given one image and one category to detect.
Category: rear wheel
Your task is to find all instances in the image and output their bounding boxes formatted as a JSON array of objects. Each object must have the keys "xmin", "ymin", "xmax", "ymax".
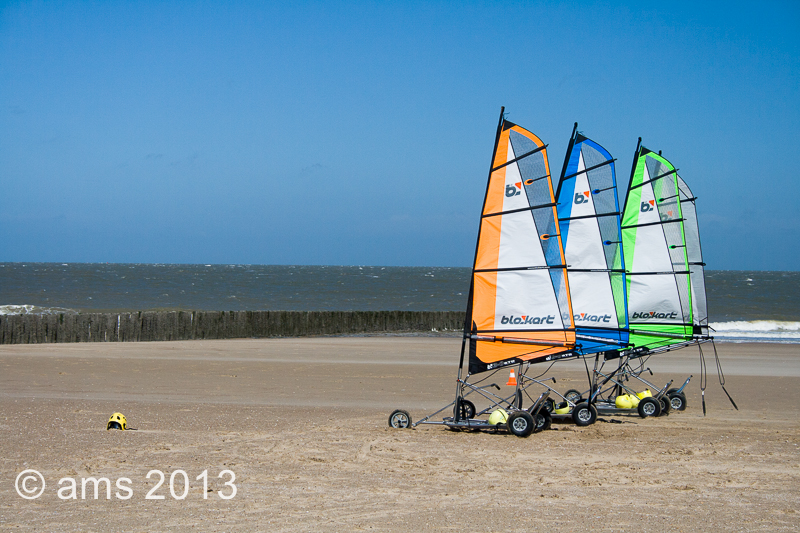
[
  {"xmin": 565, "ymin": 389, "xmax": 583, "ymax": 403},
  {"xmin": 638, "ymin": 397, "xmax": 661, "ymax": 418},
  {"xmin": 456, "ymin": 399, "xmax": 476, "ymax": 420},
  {"xmin": 669, "ymin": 392, "xmax": 687, "ymax": 411},
  {"xmin": 507, "ymin": 411, "xmax": 535, "ymax": 437},
  {"xmin": 571, "ymin": 402, "xmax": 597, "ymax": 426},
  {"xmin": 543, "ymin": 398, "xmax": 556, "ymax": 413},
  {"xmin": 658, "ymin": 396, "xmax": 671, "ymax": 416},
  {"xmin": 533, "ymin": 409, "xmax": 552, "ymax": 432},
  {"xmin": 388, "ymin": 409, "xmax": 412, "ymax": 429}
]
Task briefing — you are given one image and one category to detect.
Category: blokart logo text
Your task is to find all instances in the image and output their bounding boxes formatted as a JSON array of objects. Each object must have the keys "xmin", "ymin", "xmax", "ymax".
[
  {"xmin": 631, "ymin": 311, "xmax": 678, "ymax": 320},
  {"xmin": 640, "ymin": 199, "xmax": 655, "ymax": 212},
  {"xmin": 574, "ymin": 313, "xmax": 612, "ymax": 323},
  {"xmin": 500, "ymin": 315, "xmax": 554, "ymax": 325}
]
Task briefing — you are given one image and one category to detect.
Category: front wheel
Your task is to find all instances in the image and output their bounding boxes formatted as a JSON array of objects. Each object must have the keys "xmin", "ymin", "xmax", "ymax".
[
  {"xmin": 638, "ymin": 397, "xmax": 661, "ymax": 418},
  {"xmin": 507, "ymin": 411, "xmax": 535, "ymax": 437},
  {"xmin": 564, "ymin": 389, "xmax": 583, "ymax": 403},
  {"xmin": 669, "ymin": 392, "xmax": 687, "ymax": 411},
  {"xmin": 571, "ymin": 402, "xmax": 597, "ymax": 426},
  {"xmin": 388, "ymin": 409, "xmax": 412, "ymax": 428}
]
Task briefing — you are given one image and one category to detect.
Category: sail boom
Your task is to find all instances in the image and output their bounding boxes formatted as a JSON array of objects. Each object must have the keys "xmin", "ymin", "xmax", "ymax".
[{"xmin": 469, "ymin": 334, "xmax": 572, "ymax": 347}]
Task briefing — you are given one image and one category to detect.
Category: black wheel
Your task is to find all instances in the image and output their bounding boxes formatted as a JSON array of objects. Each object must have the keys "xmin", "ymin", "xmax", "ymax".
[
  {"xmin": 543, "ymin": 398, "xmax": 556, "ymax": 413},
  {"xmin": 564, "ymin": 389, "xmax": 583, "ymax": 403},
  {"xmin": 669, "ymin": 392, "xmax": 687, "ymax": 411},
  {"xmin": 658, "ymin": 396, "xmax": 671, "ymax": 416},
  {"xmin": 533, "ymin": 409, "xmax": 552, "ymax": 432},
  {"xmin": 506, "ymin": 411, "xmax": 535, "ymax": 437},
  {"xmin": 637, "ymin": 397, "xmax": 661, "ymax": 418},
  {"xmin": 666, "ymin": 388, "xmax": 679, "ymax": 396},
  {"xmin": 571, "ymin": 402, "xmax": 597, "ymax": 426},
  {"xmin": 456, "ymin": 399, "xmax": 476, "ymax": 420},
  {"xmin": 388, "ymin": 409, "xmax": 412, "ymax": 428}
]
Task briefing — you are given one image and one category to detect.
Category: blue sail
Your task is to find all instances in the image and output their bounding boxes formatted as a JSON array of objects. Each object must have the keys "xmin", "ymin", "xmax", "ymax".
[{"xmin": 556, "ymin": 126, "xmax": 629, "ymax": 355}]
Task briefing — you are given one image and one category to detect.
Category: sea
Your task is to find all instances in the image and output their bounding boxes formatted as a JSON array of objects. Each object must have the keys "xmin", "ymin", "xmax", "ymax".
[{"xmin": 0, "ymin": 263, "xmax": 798, "ymax": 344}]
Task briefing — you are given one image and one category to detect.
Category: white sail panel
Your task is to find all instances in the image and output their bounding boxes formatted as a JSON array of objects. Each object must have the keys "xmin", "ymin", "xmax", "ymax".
[
  {"xmin": 568, "ymin": 271, "xmax": 619, "ymax": 328},
  {"xmin": 493, "ymin": 270, "xmax": 564, "ymax": 330}
]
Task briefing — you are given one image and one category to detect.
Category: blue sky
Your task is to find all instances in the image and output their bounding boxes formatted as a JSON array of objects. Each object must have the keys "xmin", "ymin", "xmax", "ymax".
[{"xmin": 1, "ymin": 1, "xmax": 798, "ymax": 269}]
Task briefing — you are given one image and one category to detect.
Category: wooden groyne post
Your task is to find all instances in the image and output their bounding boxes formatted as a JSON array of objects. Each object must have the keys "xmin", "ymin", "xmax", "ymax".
[{"xmin": 0, "ymin": 310, "xmax": 466, "ymax": 344}]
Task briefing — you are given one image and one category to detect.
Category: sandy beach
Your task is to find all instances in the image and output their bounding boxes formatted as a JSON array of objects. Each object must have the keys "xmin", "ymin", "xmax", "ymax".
[{"xmin": 1, "ymin": 338, "xmax": 798, "ymax": 532}]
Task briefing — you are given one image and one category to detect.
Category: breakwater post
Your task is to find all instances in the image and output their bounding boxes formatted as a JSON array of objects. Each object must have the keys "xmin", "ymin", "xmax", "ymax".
[{"xmin": 0, "ymin": 310, "xmax": 466, "ymax": 344}]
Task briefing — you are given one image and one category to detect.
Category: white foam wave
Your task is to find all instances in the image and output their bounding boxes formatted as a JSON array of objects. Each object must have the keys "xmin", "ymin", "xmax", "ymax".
[
  {"xmin": 710, "ymin": 321, "xmax": 800, "ymax": 343},
  {"xmin": 0, "ymin": 305, "xmax": 78, "ymax": 315}
]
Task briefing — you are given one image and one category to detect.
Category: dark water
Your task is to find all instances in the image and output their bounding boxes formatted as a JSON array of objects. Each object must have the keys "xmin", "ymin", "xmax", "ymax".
[
  {"xmin": 0, "ymin": 263, "xmax": 469, "ymax": 313},
  {"xmin": 1, "ymin": 263, "xmax": 798, "ymax": 342}
]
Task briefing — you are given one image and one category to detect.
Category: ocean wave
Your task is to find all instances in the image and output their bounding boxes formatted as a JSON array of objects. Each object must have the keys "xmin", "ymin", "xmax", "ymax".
[
  {"xmin": 710, "ymin": 320, "xmax": 800, "ymax": 343},
  {"xmin": 0, "ymin": 304, "xmax": 78, "ymax": 315}
]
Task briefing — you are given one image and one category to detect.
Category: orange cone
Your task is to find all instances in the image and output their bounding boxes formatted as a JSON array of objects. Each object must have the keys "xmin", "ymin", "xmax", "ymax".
[{"xmin": 506, "ymin": 369, "xmax": 517, "ymax": 386}]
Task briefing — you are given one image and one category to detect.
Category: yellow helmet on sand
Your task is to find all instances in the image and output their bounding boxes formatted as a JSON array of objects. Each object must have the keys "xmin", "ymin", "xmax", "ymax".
[
  {"xmin": 107, "ymin": 412, "xmax": 127, "ymax": 431},
  {"xmin": 488, "ymin": 409, "xmax": 509, "ymax": 425}
]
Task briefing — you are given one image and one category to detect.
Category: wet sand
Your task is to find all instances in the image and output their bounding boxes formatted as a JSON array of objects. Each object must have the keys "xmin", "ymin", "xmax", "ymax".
[{"xmin": 1, "ymin": 338, "xmax": 798, "ymax": 532}]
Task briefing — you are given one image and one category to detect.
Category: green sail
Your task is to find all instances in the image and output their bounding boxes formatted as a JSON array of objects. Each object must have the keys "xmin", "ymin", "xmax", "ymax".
[{"xmin": 619, "ymin": 145, "xmax": 694, "ymax": 351}]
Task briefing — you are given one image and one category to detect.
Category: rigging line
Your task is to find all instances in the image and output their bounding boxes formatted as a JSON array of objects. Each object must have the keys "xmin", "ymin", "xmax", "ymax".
[
  {"xmin": 560, "ymin": 158, "xmax": 616, "ymax": 181},
  {"xmin": 621, "ymin": 218, "xmax": 685, "ymax": 230},
  {"xmin": 558, "ymin": 211, "xmax": 620, "ymax": 222},
  {"xmin": 482, "ymin": 202, "xmax": 557, "ymax": 218},
  {"xmin": 713, "ymin": 339, "xmax": 738, "ymax": 410},
  {"xmin": 490, "ymin": 144, "xmax": 547, "ymax": 173},
  {"xmin": 474, "ymin": 264, "xmax": 567, "ymax": 273},
  {"xmin": 629, "ymin": 167, "xmax": 678, "ymax": 190},
  {"xmin": 680, "ymin": 196, "xmax": 698, "ymax": 203},
  {"xmin": 699, "ymin": 341, "xmax": 707, "ymax": 416}
]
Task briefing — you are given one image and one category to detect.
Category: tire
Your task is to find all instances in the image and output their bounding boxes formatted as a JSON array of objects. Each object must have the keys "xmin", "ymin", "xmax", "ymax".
[
  {"xmin": 571, "ymin": 402, "xmax": 597, "ymax": 427},
  {"xmin": 543, "ymin": 398, "xmax": 556, "ymax": 413},
  {"xmin": 388, "ymin": 409, "xmax": 412, "ymax": 428},
  {"xmin": 637, "ymin": 397, "xmax": 661, "ymax": 418},
  {"xmin": 669, "ymin": 392, "xmax": 687, "ymax": 411},
  {"xmin": 456, "ymin": 399, "xmax": 476, "ymax": 420},
  {"xmin": 533, "ymin": 409, "xmax": 552, "ymax": 432},
  {"xmin": 658, "ymin": 396, "xmax": 671, "ymax": 416},
  {"xmin": 564, "ymin": 389, "xmax": 583, "ymax": 403},
  {"xmin": 507, "ymin": 411, "xmax": 535, "ymax": 437}
]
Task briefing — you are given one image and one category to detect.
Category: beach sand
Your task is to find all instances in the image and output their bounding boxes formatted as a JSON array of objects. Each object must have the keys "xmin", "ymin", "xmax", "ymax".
[{"xmin": 1, "ymin": 338, "xmax": 798, "ymax": 532}]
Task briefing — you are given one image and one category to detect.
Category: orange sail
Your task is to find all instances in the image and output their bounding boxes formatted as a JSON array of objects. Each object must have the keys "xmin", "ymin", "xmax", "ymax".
[{"xmin": 465, "ymin": 115, "xmax": 576, "ymax": 374}]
